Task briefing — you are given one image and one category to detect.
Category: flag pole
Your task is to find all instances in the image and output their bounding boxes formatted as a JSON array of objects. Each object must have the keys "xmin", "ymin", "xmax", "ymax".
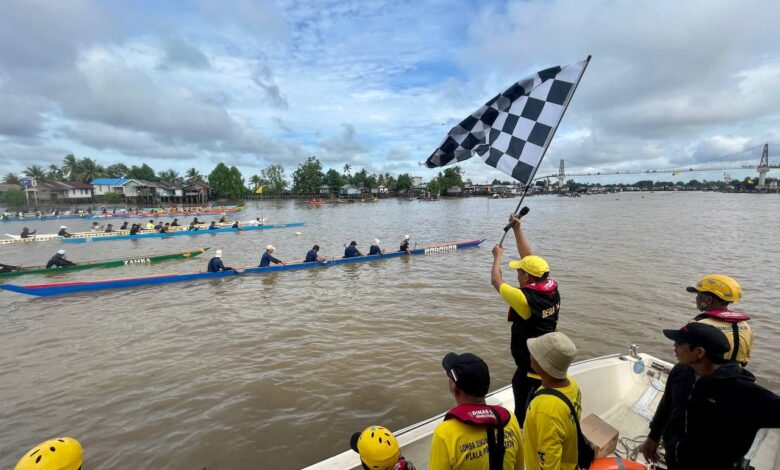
[{"xmin": 499, "ymin": 55, "xmax": 592, "ymax": 246}]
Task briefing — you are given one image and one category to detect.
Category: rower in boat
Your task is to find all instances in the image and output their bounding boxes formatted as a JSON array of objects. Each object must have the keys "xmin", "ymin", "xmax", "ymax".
[
  {"xmin": 171, "ymin": 218, "xmax": 180, "ymax": 227},
  {"xmin": 104, "ymin": 224, "xmax": 114, "ymax": 233},
  {"xmin": 57, "ymin": 226, "xmax": 73, "ymax": 238},
  {"xmin": 14, "ymin": 436, "xmax": 83, "ymax": 470},
  {"xmin": 259, "ymin": 245, "xmax": 284, "ymax": 267},
  {"xmin": 399, "ymin": 234, "xmax": 411, "ymax": 252},
  {"xmin": 188, "ymin": 220, "xmax": 199, "ymax": 231},
  {"xmin": 119, "ymin": 221, "xmax": 129, "ymax": 230},
  {"xmin": 46, "ymin": 250, "xmax": 77, "ymax": 268},
  {"xmin": 145, "ymin": 220, "xmax": 155, "ymax": 230},
  {"xmin": 231, "ymin": 220, "xmax": 241, "ymax": 230},
  {"xmin": 161, "ymin": 223, "xmax": 170, "ymax": 233},
  {"xmin": 0, "ymin": 262, "xmax": 21, "ymax": 273},
  {"xmin": 219, "ymin": 214, "xmax": 228, "ymax": 223},
  {"xmin": 344, "ymin": 241, "xmax": 363, "ymax": 258},
  {"xmin": 208, "ymin": 221, "xmax": 218, "ymax": 230},
  {"xmin": 90, "ymin": 222, "xmax": 101, "ymax": 232},
  {"xmin": 153, "ymin": 221, "xmax": 164, "ymax": 232},
  {"xmin": 369, "ymin": 239, "xmax": 383, "ymax": 255},
  {"xmin": 304, "ymin": 245, "xmax": 328, "ymax": 262},
  {"xmin": 20, "ymin": 227, "xmax": 37, "ymax": 239},
  {"xmin": 191, "ymin": 217, "xmax": 201, "ymax": 226},
  {"xmin": 207, "ymin": 249, "xmax": 235, "ymax": 272},
  {"xmin": 129, "ymin": 224, "xmax": 141, "ymax": 235}
]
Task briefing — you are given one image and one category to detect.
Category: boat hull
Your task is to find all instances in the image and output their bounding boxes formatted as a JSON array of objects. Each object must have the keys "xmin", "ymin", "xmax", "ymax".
[
  {"xmin": 0, "ymin": 239, "xmax": 484, "ymax": 296},
  {"xmin": 0, "ymin": 248, "xmax": 209, "ymax": 279},
  {"xmin": 60, "ymin": 222, "xmax": 305, "ymax": 243}
]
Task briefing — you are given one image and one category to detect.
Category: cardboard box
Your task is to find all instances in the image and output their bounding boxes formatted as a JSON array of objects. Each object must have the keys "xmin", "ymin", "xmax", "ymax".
[{"xmin": 581, "ymin": 413, "xmax": 619, "ymax": 458}]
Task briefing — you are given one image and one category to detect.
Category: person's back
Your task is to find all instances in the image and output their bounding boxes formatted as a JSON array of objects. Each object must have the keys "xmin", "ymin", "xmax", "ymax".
[
  {"xmin": 523, "ymin": 379, "xmax": 581, "ymax": 470},
  {"xmin": 693, "ymin": 314, "xmax": 753, "ymax": 366},
  {"xmin": 430, "ymin": 411, "xmax": 523, "ymax": 470},
  {"xmin": 676, "ymin": 361, "xmax": 780, "ymax": 469}
]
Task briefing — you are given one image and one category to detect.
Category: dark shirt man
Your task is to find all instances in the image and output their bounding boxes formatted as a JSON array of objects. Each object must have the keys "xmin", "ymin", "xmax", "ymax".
[
  {"xmin": 643, "ymin": 323, "xmax": 780, "ymax": 469},
  {"xmin": 129, "ymin": 224, "xmax": 141, "ymax": 235},
  {"xmin": 104, "ymin": 224, "xmax": 114, "ymax": 233},
  {"xmin": 57, "ymin": 226, "xmax": 72, "ymax": 238},
  {"xmin": 344, "ymin": 241, "xmax": 362, "ymax": 258},
  {"xmin": 208, "ymin": 222, "xmax": 218, "ymax": 230},
  {"xmin": 20, "ymin": 227, "xmax": 36, "ymax": 238},
  {"xmin": 0, "ymin": 262, "xmax": 21, "ymax": 273},
  {"xmin": 170, "ymin": 219, "xmax": 179, "ymax": 227},
  {"xmin": 207, "ymin": 250, "xmax": 233, "ymax": 272},
  {"xmin": 305, "ymin": 245, "xmax": 327, "ymax": 262},
  {"xmin": 491, "ymin": 214, "xmax": 560, "ymax": 423},
  {"xmin": 46, "ymin": 250, "xmax": 77, "ymax": 268},
  {"xmin": 120, "ymin": 222, "xmax": 129, "ymax": 230},
  {"xmin": 399, "ymin": 235, "xmax": 410, "ymax": 252},
  {"xmin": 154, "ymin": 222, "xmax": 164, "ymax": 232},
  {"xmin": 369, "ymin": 239, "xmax": 383, "ymax": 255},
  {"xmin": 160, "ymin": 223, "xmax": 169, "ymax": 233},
  {"xmin": 259, "ymin": 245, "xmax": 283, "ymax": 267}
]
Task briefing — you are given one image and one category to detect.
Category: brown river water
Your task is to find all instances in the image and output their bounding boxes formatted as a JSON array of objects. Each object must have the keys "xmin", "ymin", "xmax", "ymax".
[{"xmin": 1, "ymin": 192, "xmax": 778, "ymax": 468}]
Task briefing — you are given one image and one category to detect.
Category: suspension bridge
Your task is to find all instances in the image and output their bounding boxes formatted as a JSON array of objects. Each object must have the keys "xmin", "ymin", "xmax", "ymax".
[{"xmin": 538, "ymin": 143, "xmax": 780, "ymax": 188}]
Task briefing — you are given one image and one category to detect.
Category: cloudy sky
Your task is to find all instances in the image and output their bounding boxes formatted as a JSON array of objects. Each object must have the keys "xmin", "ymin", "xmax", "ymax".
[{"xmin": 1, "ymin": 0, "xmax": 779, "ymax": 184}]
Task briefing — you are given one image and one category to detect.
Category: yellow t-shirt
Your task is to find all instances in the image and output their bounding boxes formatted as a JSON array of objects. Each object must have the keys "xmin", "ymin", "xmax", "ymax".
[
  {"xmin": 523, "ymin": 379, "xmax": 581, "ymax": 470},
  {"xmin": 691, "ymin": 317, "xmax": 754, "ymax": 365},
  {"xmin": 499, "ymin": 283, "xmax": 531, "ymax": 320},
  {"xmin": 429, "ymin": 412, "xmax": 524, "ymax": 470}
]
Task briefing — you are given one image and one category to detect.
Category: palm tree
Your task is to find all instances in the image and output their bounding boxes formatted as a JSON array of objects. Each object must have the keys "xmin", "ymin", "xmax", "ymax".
[
  {"xmin": 47, "ymin": 164, "xmax": 64, "ymax": 181},
  {"xmin": 3, "ymin": 173, "xmax": 21, "ymax": 185},
  {"xmin": 75, "ymin": 158, "xmax": 103, "ymax": 182},
  {"xmin": 343, "ymin": 163, "xmax": 352, "ymax": 178},
  {"xmin": 62, "ymin": 154, "xmax": 78, "ymax": 180},
  {"xmin": 185, "ymin": 167, "xmax": 202, "ymax": 183},
  {"xmin": 159, "ymin": 169, "xmax": 183, "ymax": 185},
  {"xmin": 24, "ymin": 165, "xmax": 47, "ymax": 180},
  {"xmin": 249, "ymin": 175, "xmax": 262, "ymax": 191}
]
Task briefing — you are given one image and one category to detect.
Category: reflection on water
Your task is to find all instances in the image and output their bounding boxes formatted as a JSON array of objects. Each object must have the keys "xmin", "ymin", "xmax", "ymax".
[{"xmin": 0, "ymin": 193, "xmax": 778, "ymax": 468}]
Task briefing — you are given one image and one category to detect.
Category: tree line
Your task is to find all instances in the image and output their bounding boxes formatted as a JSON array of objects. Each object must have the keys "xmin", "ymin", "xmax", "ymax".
[{"xmin": 3, "ymin": 154, "xmax": 469, "ymax": 201}]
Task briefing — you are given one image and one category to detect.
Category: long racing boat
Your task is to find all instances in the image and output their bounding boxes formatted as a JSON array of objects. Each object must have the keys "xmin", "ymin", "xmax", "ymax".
[
  {"xmin": 0, "ymin": 221, "xmax": 302, "ymax": 245},
  {"xmin": 0, "ymin": 247, "xmax": 209, "ymax": 279},
  {"xmin": 0, "ymin": 206, "xmax": 242, "ymax": 222},
  {"xmin": 0, "ymin": 239, "xmax": 484, "ymax": 296}
]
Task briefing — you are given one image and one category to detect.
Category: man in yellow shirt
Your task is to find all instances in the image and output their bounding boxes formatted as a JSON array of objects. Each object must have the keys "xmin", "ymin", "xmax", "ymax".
[
  {"xmin": 523, "ymin": 332, "xmax": 581, "ymax": 470},
  {"xmin": 686, "ymin": 274, "xmax": 753, "ymax": 366},
  {"xmin": 429, "ymin": 352, "xmax": 524, "ymax": 470},
  {"xmin": 491, "ymin": 214, "xmax": 560, "ymax": 423}
]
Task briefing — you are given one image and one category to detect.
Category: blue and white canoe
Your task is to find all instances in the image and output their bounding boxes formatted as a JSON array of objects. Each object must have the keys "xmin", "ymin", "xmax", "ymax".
[
  {"xmin": 0, "ymin": 239, "xmax": 485, "ymax": 296},
  {"xmin": 62, "ymin": 222, "xmax": 305, "ymax": 243}
]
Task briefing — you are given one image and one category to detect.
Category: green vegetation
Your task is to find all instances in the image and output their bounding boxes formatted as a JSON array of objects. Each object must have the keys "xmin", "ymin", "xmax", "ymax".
[
  {"xmin": 261, "ymin": 164, "xmax": 287, "ymax": 195},
  {"xmin": 2, "ymin": 188, "xmax": 26, "ymax": 207},
  {"xmin": 292, "ymin": 157, "xmax": 325, "ymax": 194},
  {"xmin": 102, "ymin": 192, "xmax": 123, "ymax": 204}
]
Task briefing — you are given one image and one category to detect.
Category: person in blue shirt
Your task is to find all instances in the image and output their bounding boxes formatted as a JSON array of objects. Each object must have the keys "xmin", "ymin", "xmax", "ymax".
[
  {"xmin": 344, "ymin": 241, "xmax": 363, "ymax": 258},
  {"xmin": 208, "ymin": 221, "xmax": 218, "ymax": 230},
  {"xmin": 369, "ymin": 239, "xmax": 383, "ymax": 255},
  {"xmin": 305, "ymin": 245, "xmax": 328, "ymax": 262},
  {"xmin": 207, "ymin": 249, "xmax": 234, "ymax": 272},
  {"xmin": 399, "ymin": 234, "xmax": 411, "ymax": 252},
  {"xmin": 259, "ymin": 245, "xmax": 284, "ymax": 267}
]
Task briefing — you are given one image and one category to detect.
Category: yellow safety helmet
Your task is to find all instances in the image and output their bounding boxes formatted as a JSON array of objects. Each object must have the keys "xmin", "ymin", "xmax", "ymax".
[
  {"xmin": 508, "ymin": 255, "xmax": 550, "ymax": 278},
  {"xmin": 15, "ymin": 437, "xmax": 83, "ymax": 470},
  {"xmin": 686, "ymin": 274, "xmax": 742, "ymax": 302},
  {"xmin": 350, "ymin": 426, "xmax": 400, "ymax": 470}
]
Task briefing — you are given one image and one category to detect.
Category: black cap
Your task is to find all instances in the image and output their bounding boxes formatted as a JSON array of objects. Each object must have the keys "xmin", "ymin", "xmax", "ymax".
[
  {"xmin": 350, "ymin": 241, "xmax": 357, "ymax": 245},
  {"xmin": 442, "ymin": 352, "xmax": 490, "ymax": 397},
  {"xmin": 662, "ymin": 322, "xmax": 729, "ymax": 355}
]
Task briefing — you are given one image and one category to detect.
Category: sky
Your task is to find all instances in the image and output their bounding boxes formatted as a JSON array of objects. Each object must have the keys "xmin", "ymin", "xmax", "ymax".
[{"xmin": 1, "ymin": 0, "xmax": 779, "ymax": 184}]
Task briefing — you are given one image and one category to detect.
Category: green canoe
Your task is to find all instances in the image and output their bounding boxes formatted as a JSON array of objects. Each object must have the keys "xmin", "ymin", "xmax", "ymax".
[{"xmin": 0, "ymin": 247, "xmax": 210, "ymax": 279}]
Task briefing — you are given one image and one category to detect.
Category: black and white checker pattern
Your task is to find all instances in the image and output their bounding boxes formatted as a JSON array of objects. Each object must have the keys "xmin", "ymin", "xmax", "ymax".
[{"xmin": 426, "ymin": 58, "xmax": 588, "ymax": 184}]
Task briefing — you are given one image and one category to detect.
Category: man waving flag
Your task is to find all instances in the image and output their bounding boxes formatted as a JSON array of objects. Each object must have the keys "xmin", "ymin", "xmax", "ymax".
[{"xmin": 426, "ymin": 56, "xmax": 590, "ymax": 186}]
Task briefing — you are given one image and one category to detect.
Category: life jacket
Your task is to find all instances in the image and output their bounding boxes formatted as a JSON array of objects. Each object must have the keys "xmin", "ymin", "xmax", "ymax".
[
  {"xmin": 507, "ymin": 278, "xmax": 560, "ymax": 321},
  {"xmin": 694, "ymin": 309, "xmax": 751, "ymax": 364},
  {"xmin": 588, "ymin": 457, "xmax": 647, "ymax": 470},
  {"xmin": 445, "ymin": 404, "xmax": 512, "ymax": 470}
]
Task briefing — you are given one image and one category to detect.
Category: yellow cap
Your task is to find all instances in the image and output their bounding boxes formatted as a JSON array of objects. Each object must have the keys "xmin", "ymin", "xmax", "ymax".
[
  {"xmin": 351, "ymin": 426, "xmax": 400, "ymax": 470},
  {"xmin": 508, "ymin": 255, "xmax": 550, "ymax": 278},
  {"xmin": 15, "ymin": 437, "xmax": 83, "ymax": 470},
  {"xmin": 687, "ymin": 274, "xmax": 742, "ymax": 302}
]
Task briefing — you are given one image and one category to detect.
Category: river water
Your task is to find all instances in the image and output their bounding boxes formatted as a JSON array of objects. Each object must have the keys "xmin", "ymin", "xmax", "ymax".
[{"xmin": 1, "ymin": 192, "xmax": 778, "ymax": 469}]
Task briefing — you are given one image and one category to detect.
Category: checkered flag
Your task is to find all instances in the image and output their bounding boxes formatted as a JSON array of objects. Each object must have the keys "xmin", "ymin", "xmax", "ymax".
[{"xmin": 426, "ymin": 57, "xmax": 590, "ymax": 185}]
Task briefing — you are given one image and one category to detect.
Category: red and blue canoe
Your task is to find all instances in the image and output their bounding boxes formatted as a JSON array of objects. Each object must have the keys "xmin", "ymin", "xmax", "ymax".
[{"xmin": 0, "ymin": 239, "xmax": 485, "ymax": 296}]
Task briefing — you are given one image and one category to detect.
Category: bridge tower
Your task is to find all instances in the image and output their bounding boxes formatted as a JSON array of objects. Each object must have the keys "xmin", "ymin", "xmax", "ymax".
[
  {"xmin": 758, "ymin": 143, "xmax": 769, "ymax": 188},
  {"xmin": 558, "ymin": 159, "xmax": 565, "ymax": 191}
]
